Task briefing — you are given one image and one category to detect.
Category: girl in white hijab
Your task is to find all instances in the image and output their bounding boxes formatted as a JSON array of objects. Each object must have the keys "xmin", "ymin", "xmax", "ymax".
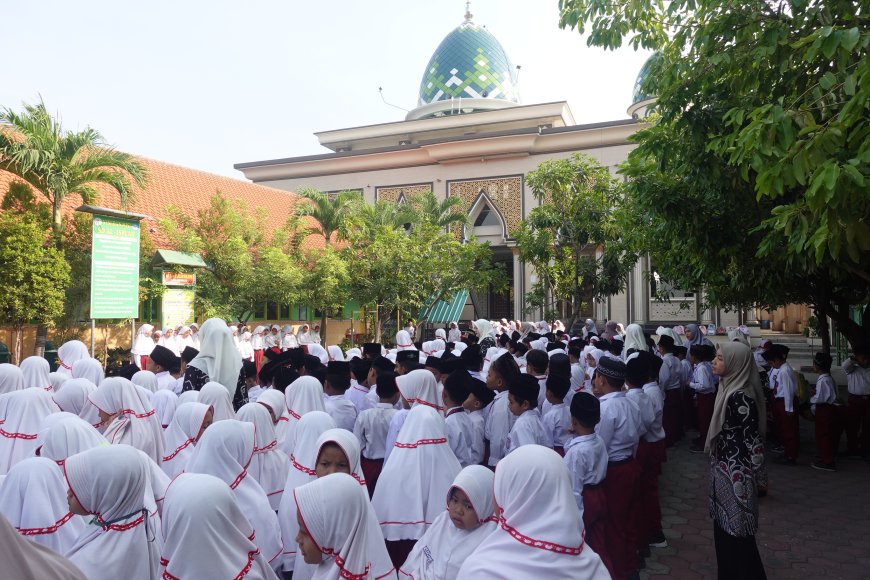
[
  {"xmin": 160, "ymin": 401, "xmax": 213, "ymax": 479},
  {"xmin": 131, "ymin": 370, "xmax": 158, "ymax": 393},
  {"xmin": 0, "ymin": 388, "xmax": 59, "ymax": 474},
  {"xmin": 40, "ymin": 416, "xmax": 107, "ymax": 466},
  {"xmin": 20, "ymin": 356, "xmax": 52, "ymax": 391},
  {"xmin": 373, "ymin": 405, "xmax": 461, "ymax": 568},
  {"xmin": 435, "ymin": 328, "xmax": 447, "ymax": 341},
  {"xmin": 236, "ymin": 402, "xmax": 289, "ymax": 510},
  {"xmin": 160, "ymin": 473, "xmax": 280, "ymax": 580},
  {"xmin": 307, "ymin": 344, "xmax": 329, "ymax": 365},
  {"xmin": 0, "ymin": 456, "xmax": 86, "ymax": 555},
  {"xmin": 327, "ymin": 345, "xmax": 345, "ymax": 362},
  {"xmin": 64, "ymin": 445, "xmax": 160, "ymax": 580},
  {"xmin": 282, "ymin": 325, "xmax": 299, "ymax": 350},
  {"xmin": 456, "ymin": 445, "xmax": 609, "ymax": 579},
  {"xmin": 383, "ymin": 370, "xmax": 445, "ymax": 464},
  {"xmin": 0, "ymin": 512, "xmax": 86, "ymax": 580},
  {"xmin": 257, "ymin": 388, "xmax": 290, "ymax": 443},
  {"xmin": 88, "ymin": 377, "xmax": 165, "ymax": 464},
  {"xmin": 294, "ymin": 473, "xmax": 397, "ymax": 580},
  {"xmin": 131, "ymin": 325, "xmax": 155, "ymax": 369},
  {"xmin": 71, "ymin": 358, "xmax": 104, "ymax": 386},
  {"xmin": 280, "ymin": 376, "xmax": 327, "ymax": 456},
  {"xmin": 49, "ymin": 372, "xmax": 68, "ymax": 392},
  {"xmin": 176, "ymin": 390, "xmax": 199, "ymax": 405},
  {"xmin": 239, "ymin": 331, "xmax": 256, "ymax": 362},
  {"xmin": 622, "ymin": 323, "xmax": 649, "ymax": 361},
  {"xmin": 185, "ymin": 317, "xmax": 243, "ymax": 400},
  {"xmin": 199, "ymin": 381, "xmax": 235, "ymax": 421},
  {"xmin": 186, "ymin": 420, "xmax": 283, "ymax": 568},
  {"xmin": 395, "ymin": 330, "xmax": 415, "ymax": 351},
  {"xmin": 447, "ymin": 322, "xmax": 461, "ymax": 343},
  {"xmin": 277, "ymin": 411, "xmax": 336, "ymax": 573},
  {"xmin": 56, "ymin": 341, "xmax": 90, "ymax": 377},
  {"xmin": 150, "ymin": 390, "xmax": 178, "ymax": 429},
  {"xmin": 400, "ymin": 465, "xmax": 497, "ymax": 579},
  {"xmin": 0, "ymin": 363, "xmax": 24, "ymax": 394},
  {"xmin": 297, "ymin": 324, "xmax": 312, "ymax": 345},
  {"xmin": 52, "ymin": 378, "xmax": 102, "ymax": 430}
]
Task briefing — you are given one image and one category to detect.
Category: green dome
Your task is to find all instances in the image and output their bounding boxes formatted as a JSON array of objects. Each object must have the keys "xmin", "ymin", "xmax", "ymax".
[
  {"xmin": 632, "ymin": 53, "xmax": 661, "ymax": 104},
  {"xmin": 418, "ymin": 20, "xmax": 519, "ymax": 107}
]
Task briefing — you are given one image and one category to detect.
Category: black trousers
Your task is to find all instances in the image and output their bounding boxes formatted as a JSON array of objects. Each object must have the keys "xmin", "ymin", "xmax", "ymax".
[{"xmin": 714, "ymin": 522, "xmax": 767, "ymax": 580}]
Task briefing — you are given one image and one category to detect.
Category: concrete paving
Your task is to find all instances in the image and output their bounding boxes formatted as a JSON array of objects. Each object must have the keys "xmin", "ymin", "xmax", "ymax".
[{"xmin": 641, "ymin": 419, "xmax": 870, "ymax": 579}]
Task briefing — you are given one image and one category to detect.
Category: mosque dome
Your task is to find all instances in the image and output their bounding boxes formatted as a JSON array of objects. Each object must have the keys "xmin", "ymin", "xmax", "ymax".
[
  {"xmin": 407, "ymin": 7, "xmax": 519, "ymax": 120},
  {"xmin": 627, "ymin": 53, "xmax": 661, "ymax": 119}
]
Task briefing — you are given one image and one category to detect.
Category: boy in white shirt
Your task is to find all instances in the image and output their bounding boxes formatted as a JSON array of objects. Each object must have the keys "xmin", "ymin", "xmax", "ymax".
[
  {"xmin": 484, "ymin": 353, "xmax": 519, "ymax": 467},
  {"xmin": 354, "ymin": 371, "xmax": 399, "ymax": 496},
  {"xmin": 542, "ymin": 373, "xmax": 572, "ymax": 453},
  {"xmin": 843, "ymin": 345, "xmax": 870, "ymax": 458},
  {"xmin": 764, "ymin": 345, "xmax": 799, "ymax": 464},
  {"xmin": 462, "ymin": 376, "xmax": 494, "ymax": 466},
  {"xmin": 688, "ymin": 344, "xmax": 716, "ymax": 454},
  {"xmin": 810, "ymin": 352, "xmax": 840, "ymax": 471},
  {"xmin": 656, "ymin": 335, "xmax": 683, "ymax": 447},
  {"xmin": 147, "ymin": 345, "xmax": 182, "ymax": 394},
  {"xmin": 442, "ymin": 371, "xmax": 476, "ymax": 467},
  {"xmin": 323, "ymin": 361, "xmax": 358, "ymax": 432},
  {"xmin": 505, "ymin": 374, "xmax": 550, "ymax": 453},
  {"xmin": 347, "ymin": 358, "xmax": 375, "ymax": 414}
]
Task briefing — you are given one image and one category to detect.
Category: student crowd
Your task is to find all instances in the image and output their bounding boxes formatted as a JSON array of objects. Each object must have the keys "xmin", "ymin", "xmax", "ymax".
[{"xmin": 0, "ymin": 316, "xmax": 868, "ymax": 580}]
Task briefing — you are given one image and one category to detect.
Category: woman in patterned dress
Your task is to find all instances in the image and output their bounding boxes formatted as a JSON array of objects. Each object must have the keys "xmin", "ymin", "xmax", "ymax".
[{"xmin": 707, "ymin": 341, "xmax": 768, "ymax": 579}]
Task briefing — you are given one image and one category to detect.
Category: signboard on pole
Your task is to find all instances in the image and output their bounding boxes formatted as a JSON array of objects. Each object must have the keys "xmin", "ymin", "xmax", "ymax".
[
  {"xmin": 162, "ymin": 287, "xmax": 196, "ymax": 330},
  {"xmin": 90, "ymin": 216, "xmax": 141, "ymax": 319},
  {"xmin": 161, "ymin": 271, "xmax": 196, "ymax": 286}
]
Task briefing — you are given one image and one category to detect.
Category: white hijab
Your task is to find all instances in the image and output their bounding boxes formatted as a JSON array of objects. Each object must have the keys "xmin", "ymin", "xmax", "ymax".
[
  {"xmin": 623, "ymin": 323, "xmax": 648, "ymax": 359},
  {"xmin": 56, "ymin": 341, "xmax": 90, "ymax": 376},
  {"xmin": 131, "ymin": 370, "xmax": 158, "ymax": 393},
  {"xmin": 40, "ymin": 416, "xmax": 107, "ymax": 466},
  {"xmin": 160, "ymin": 473, "xmax": 279, "ymax": 580},
  {"xmin": 52, "ymin": 379, "xmax": 102, "ymax": 430},
  {"xmin": 236, "ymin": 402, "xmax": 289, "ymax": 510},
  {"xmin": 0, "ymin": 456, "xmax": 86, "ymax": 554},
  {"xmin": 49, "ymin": 372, "xmax": 68, "ymax": 392},
  {"xmin": 473, "ymin": 319, "xmax": 495, "ymax": 339},
  {"xmin": 326, "ymin": 345, "xmax": 345, "ymax": 361},
  {"xmin": 280, "ymin": 376, "xmax": 326, "ymax": 456},
  {"xmin": 185, "ymin": 420, "xmax": 283, "ymax": 566},
  {"xmin": 396, "ymin": 369, "xmax": 444, "ymax": 413},
  {"xmin": 0, "ymin": 388, "xmax": 60, "ymax": 474},
  {"xmin": 187, "ymin": 317, "xmax": 243, "ymax": 396},
  {"xmin": 395, "ymin": 330, "xmax": 415, "ymax": 350},
  {"xmin": 199, "ymin": 381, "xmax": 235, "ymax": 421},
  {"xmin": 131, "ymin": 325, "xmax": 155, "ymax": 358},
  {"xmin": 456, "ymin": 445, "xmax": 609, "ymax": 579},
  {"xmin": 71, "ymin": 358, "xmax": 104, "ymax": 386},
  {"xmin": 160, "ymin": 401, "xmax": 212, "ymax": 479},
  {"xmin": 176, "ymin": 390, "xmax": 199, "ymax": 405},
  {"xmin": 0, "ymin": 363, "xmax": 24, "ymax": 394},
  {"xmin": 372, "ymin": 405, "xmax": 461, "ymax": 541},
  {"xmin": 277, "ymin": 411, "xmax": 336, "ymax": 571},
  {"xmin": 294, "ymin": 473, "xmax": 396, "ymax": 580},
  {"xmin": 435, "ymin": 328, "xmax": 447, "ymax": 341},
  {"xmin": 64, "ymin": 445, "xmax": 160, "ymax": 580},
  {"xmin": 256, "ymin": 388, "xmax": 289, "ymax": 444},
  {"xmin": 151, "ymin": 389, "xmax": 178, "ymax": 429},
  {"xmin": 88, "ymin": 377, "xmax": 165, "ymax": 464},
  {"xmin": 20, "ymin": 356, "xmax": 52, "ymax": 391},
  {"xmin": 308, "ymin": 344, "xmax": 329, "ymax": 364},
  {"xmin": 400, "ymin": 465, "xmax": 497, "ymax": 580}
]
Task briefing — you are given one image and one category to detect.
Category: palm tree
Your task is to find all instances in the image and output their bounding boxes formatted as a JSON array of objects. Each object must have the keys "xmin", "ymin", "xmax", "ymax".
[
  {"xmin": 0, "ymin": 99, "xmax": 148, "ymax": 356},
  {"xmin": 293, "ymin": 187, "xmax": 358, "ymax": 246},
  {"xmin": 410, "ymin": 190, "xmax": 467, "ymax": 229},
  {"xmin": 0, "ymin": 99, "xmax": 148, "ymax": 242}
]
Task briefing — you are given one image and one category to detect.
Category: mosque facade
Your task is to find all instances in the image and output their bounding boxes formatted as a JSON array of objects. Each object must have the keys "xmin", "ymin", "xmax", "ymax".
[{"xmin": 235, "ymin": 10, "xmax": 743, "ymax": 331}]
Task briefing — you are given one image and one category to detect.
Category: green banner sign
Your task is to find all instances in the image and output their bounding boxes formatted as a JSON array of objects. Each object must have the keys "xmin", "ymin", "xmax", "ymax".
[{"xmin": 90, "ymin": 216, "xmax": 141, "ymax": 319}]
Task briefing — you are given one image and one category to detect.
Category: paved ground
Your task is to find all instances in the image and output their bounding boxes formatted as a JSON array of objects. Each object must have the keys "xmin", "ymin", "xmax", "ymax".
[{"xmin": 641, "ymin": 419, "xmax": 870, "ymax": 579}]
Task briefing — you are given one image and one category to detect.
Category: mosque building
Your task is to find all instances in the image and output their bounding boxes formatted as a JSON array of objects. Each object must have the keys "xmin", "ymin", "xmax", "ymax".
[{"xmin": 236, "ymin": 7, "xmax": 745, "ymax": 331}]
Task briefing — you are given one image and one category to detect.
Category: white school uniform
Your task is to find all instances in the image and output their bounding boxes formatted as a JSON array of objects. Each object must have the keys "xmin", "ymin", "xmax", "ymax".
[
  {"xmin": 383, "ymin": 408, "xmax": 408, "ymax": 464},
  {"xmin": 236, "ymin": 402, "xmax": 290, "ymax": 510},
  {"xmin": 484, "ymin": 390, "xmax": 515, "ymax": 467},
  {"xmin": 658, "ymin": 353, "xmax": 682, "ymax": 392},
  {"xmin": 641, "ymin": 381, "xmax": 666, "ymax": 442},
  {"xmin": 155, "ymin": 370, "xmax": 179, "ymax": 393},
  {"xmin": 353, "ymin": 403, "xmax": 397, "ymax": 460},
  {"xmin": 506, "ymin": 409, "xmax": 550, "ymax": 454},
  {"xmin": 324, "ymin": 394, "xmax": 357, "ymax": 432},
  {"xmin": 774, "ymin": 361, "xmax": 797, "ymax": 412},
  {"xmin": 346, "ymin": 379, "xmax": 375, "ymax": 414},
  {"xmin": 689, "ymin": 362, "xmax": 715, "ymax": 394},
  {"xmin": 679, "ymin": 358, "xmax": 693, "ymax": 388},
  {"xmin": 810, "ymin": 373, "xmax": 838, "ymax": 412},
  {"xmin": 596, "ymin": 391, "xmax": 642, "ymax": 461},
  {"xmin": 445, "ymin": 407, "xmax": 477, "ymax": 467},
  {"xmin": 843, "ymin": 358, "xmax": 870, "ymax": 395},
  {"xmin": 563, "ymin": 433, "xmax": 609, "ymax": 511},
  {"xmin": 542, "ymin": 402, "xmax": 572, "ymax": 449},
  {"xmin": 625, "ymin": 387, "xmax": 653, "ymax": 439},
  {"xmin": 467, "ymin": 409, "xmax": 486, "ymax": 465}
]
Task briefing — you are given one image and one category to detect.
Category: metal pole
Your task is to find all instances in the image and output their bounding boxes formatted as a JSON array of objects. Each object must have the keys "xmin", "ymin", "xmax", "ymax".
[
  {"xmin": 131, "ymin": 319, "xmax": 136, "ymax": 363},
  {"xmin": 90, "ymin": 319, "xmax": 96, "ymax": 356}
]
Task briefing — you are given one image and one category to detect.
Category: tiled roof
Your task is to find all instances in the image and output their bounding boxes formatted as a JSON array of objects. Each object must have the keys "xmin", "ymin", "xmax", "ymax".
[{"xmin": 0, "ymin": 155, "xmax": 324, "ymax": 249}]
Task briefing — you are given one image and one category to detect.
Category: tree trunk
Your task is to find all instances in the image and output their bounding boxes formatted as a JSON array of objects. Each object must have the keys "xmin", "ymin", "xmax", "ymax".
[
  {"xmin": 815, "ymin": 303, "xmax": 831, "ymax": 354},
  {"xmin": 320, "ymin": 312, "xmax": 328, "ymax": 345},
  {"xmin": 829, "ymin": 301, "xmax": 869, "ymax": 350},
  {"xmin": 35, "ymin": 195, "xmax": 64, "ymax": 357},
  {"xmin": 13, "ymin": 324, "xmax": 23, "ymax": 365}
]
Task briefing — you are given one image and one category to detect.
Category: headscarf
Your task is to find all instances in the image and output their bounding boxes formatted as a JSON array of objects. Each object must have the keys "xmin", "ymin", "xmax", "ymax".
[
  {"xmin": 705, "ymin": 342, "xmax": 766, "ymax": 453},
  {"xmin": 71, "ymin": 358, "xmax": 104, "ymax": 386},
  {"xmin": 295, "ymin": 474, "xmax": 395, "ymax": 580},
  {"xmin": 131, "ymin": 370, "xmax": 158, "ymax": 393},
  {"xmin": 63, "ymin": 445, "xmax": 160, "ymax": 580},
  {"xmin": 327, "ymin": 345, "xmax": 345, "ymax": 362},
  {"xmin": 176, "ymin": 390, "xmax": 199, "ymax": 405},
  {"xmin": 582, "ymin": 319, "xmax": 598, "ymax": 338},
  {"xmin": 256, "ymin": 388, "xmax": 290, "ymax": 444},
  {"xmin": 372, "ymin": 405, "xmax": 462, "ymax": 541},
  {"xmin": 52, "ymin": 378, "xmax": 102, "ymax": 429},
  {"xmin": 279, "ymin": 376, "xmax": 326, "ymax": 456},
  {"xmin": 473, "ymin": 319, "xmax": 495, "ymax": 339},
  {"xmin": 277, "ymin": 411, "xmax": 336, "ymax": 571},
  {"xmin": 314, "ymin": 428, "xmax": 366, "ymax": 487},
  {"xmin": 160, "ymin": 402, "xmax": 212, "ymax": 479},
  {"xmin": 0, "ymin": 388, "xmax": 60, "ymax": 474},
  {"xmin": 48, "ymin": 372, "xmax": 68, "ymax": 392},
  {"xmin": 35, "ymin": 412, "xmax": 80, "ymax": 455},
  {"xmin": 198, "ymin": 381, "xmax": 235, "ymax": 422},
  {"xmin": 159, "ymin": 473, "xmax": 278, "ymax": 580},
  {"xmin": 456, "ymin": 445, "xmax": 609, "ymax": 579},
  {"xmin": 186, "ymin": 318, "xmax": 242, "ymax": 396},
  {"xmin": 395, "ymin": 330, "xmax": 415, "ymax": 350},
  {"xmin": 151, "ymin": 389, "xmax": 178, "ymax": 429},
  {"xmin": 307, "ymin": 344, "xmax": 329, "ymax": 364},
  {"xmin": 185, "ymin": 420, "xmax": 283, "ymax": 565},
  {"xmin": 683, "ymin": 323, "xmax": 713, "ymax": 349},
  {"xmin": 0, "ymin": 363, "xmax": 24, "ymax": 394},
  {"xmin": 396, "ymin": 369, "xmax": 444, "ymax": 413},
  {"xmin": 40, "ymin": 416, "xmax": 107, "ymax": 466},
  {"xmin": 0, "ymin": 513, "xmax": 86, "ymax": 580},
  {"xmin": 0, "ymin": 457, "xmax": 86, "ymax": 554},
  {"xmin": 400, "ymin": 465, "xmax": 497, "ymax": 580},
  {"xmin": 622, "ymin": 323, "xmax": 648, "ymax": 360},
  {"xmin": 727, "ymin": 327, "xmax": 750, "ymax": 347},
  {"xmin": 20, "ymin": 356, "xmax": 52, "ymax": 391},
  {"xmin": 131, "ymin": 325, "xmax": 155, "ymax": 359},
  {"xmin": 601, "ymin": 320, "xmax": 618, "ymax": 341},
  {"xmin": 88, "ymin": 377, "xmax": 165, "ymax": 464},
  {"xmin": 235, "ymin": 402, "xmax": 289, "ymax": 510},
  {"xmin": 56, "ymin": 341, "xmax": 90, "ymax": 376},
  {"xmin": 435, "ymin": 328, "xmax": 447, "ymax": 341},
  {"xmin": 656, "ymin": 326, "xmax": 684, "ymax": 349},
  {"xmin": 536, "ymin": 320, "xmax": 551, "ymax": 334}
]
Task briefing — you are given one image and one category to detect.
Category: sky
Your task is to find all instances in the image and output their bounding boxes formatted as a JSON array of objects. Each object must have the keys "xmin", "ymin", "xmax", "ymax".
[{"xmin": 1, "ymin": 0, "xmax": 652, "ymax": 178}]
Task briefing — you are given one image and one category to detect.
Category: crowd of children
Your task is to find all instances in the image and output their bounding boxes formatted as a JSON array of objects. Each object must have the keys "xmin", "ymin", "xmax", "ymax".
[{"xmin": 0, "ymin": 317, "xmax": 867, "ymax": 579}]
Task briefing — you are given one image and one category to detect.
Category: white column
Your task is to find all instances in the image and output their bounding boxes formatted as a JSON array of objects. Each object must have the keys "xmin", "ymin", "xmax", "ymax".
[{"xmin": 511, "ymin": 247, "xmax": 523, "ymax": 320}]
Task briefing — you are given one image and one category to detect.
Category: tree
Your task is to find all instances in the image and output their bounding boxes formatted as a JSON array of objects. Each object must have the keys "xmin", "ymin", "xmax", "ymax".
[
  {"xmin": 293, "ymin": 188, "xmax": 358, "ymax": 246},
  {"xmin": 300, "ymin": 246, "xmax": 352, "ymax": 338},
  {"xmin": 0, "ymin": 99, "xmax": 148, "ymax": 355},
  {"xmin": 516, "ymin": 153, "xmax": 635, "ymax": 326},
  {"xmin": 558, "ymin": 0, "xmax": 870, "ymax": 349},
  {"xmin": 409, "ymin": 190, "xmax": 467, "ymax": 228},
  {"xmin": 0, "ymin": 212, "xmax": 70, "ymax": 363}
]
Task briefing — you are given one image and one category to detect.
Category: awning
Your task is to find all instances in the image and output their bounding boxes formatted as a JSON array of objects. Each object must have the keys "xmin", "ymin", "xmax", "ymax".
[
  {"xmin": 419, "ymin": 289, "xmax": 468, "ymax": 324},
  {"xmin": 151, "ymin": 249, "xmax": 208, "ymax": 269}
]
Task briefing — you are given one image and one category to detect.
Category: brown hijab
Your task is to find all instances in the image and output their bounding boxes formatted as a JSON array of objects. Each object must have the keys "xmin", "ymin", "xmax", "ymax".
[{"xmin": 705, "ymin": 341, "xmax": 766, "ymax": 452}]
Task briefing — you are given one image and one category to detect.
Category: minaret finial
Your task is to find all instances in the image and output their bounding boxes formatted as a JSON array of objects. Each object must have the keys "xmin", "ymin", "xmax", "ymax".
[{"xmin": 464, "ymin": 1, "xmax": 473, "ymax": 23}]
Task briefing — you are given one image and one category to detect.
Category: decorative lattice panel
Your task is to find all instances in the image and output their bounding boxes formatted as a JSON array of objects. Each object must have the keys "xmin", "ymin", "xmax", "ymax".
[
  {"xmin": 448, "ymin": 176, "xmax": 522, "ymax": 238},
  {"xmin": 375, "ymin": 183, "xmax": 433, "ymax": 203}
]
